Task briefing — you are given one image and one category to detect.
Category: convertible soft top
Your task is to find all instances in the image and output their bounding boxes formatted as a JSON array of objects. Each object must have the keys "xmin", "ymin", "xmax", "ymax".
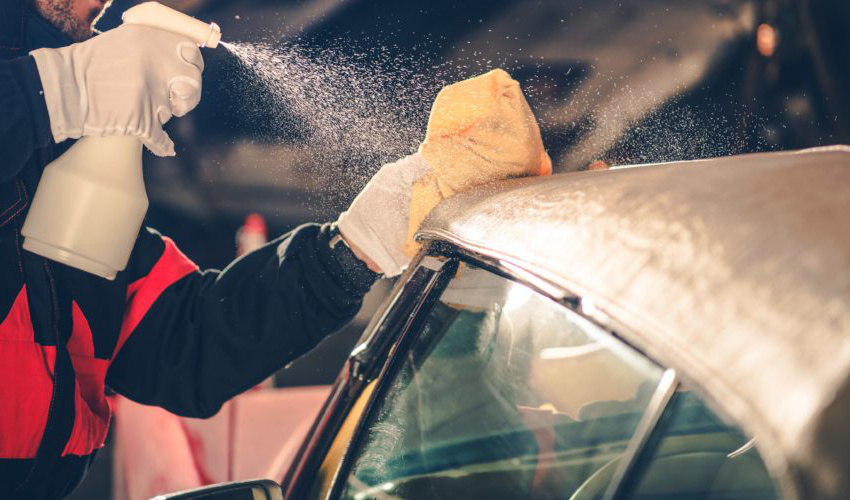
[{"xmin": 418, "ymin": 146, "xmax": 850, "ymax": 499}]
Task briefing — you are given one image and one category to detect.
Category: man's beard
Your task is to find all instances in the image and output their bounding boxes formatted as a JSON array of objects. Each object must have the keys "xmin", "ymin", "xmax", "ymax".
[{"xmin": 34, "ymin": 0, "xmax": 99, "ymax": 42}]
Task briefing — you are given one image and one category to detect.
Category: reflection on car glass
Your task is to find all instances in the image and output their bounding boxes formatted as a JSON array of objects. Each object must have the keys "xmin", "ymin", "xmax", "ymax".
[
  {"xmin": 340, "ymin": 263, "xmax": 664, "ymax": 499},
  {"xmin": 628, "ymin": 392, "xmax": 779, "ymax": 499}
]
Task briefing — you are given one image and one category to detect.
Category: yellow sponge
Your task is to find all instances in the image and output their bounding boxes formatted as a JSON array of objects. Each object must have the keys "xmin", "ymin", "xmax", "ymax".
[{"xmin": 405, "ymin": 69, "xmax": 552, "ymax": 255}]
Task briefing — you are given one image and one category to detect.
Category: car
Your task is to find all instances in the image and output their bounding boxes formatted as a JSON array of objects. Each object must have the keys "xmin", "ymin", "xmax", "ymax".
[{"xmin": 152, "ymin": 145, "xmax": 850, "ymax": 500}]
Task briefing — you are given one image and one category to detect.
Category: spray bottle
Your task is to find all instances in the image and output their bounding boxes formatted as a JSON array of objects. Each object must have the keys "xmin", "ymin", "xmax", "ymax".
[{"xmin": 21, "ymin": 2, "xmax": 221, "ymax": 280}]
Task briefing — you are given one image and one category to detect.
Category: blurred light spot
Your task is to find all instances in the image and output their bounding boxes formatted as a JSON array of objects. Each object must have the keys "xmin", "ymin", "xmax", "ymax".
[
  {"xmin": 582, "ymin": 297, "xmax": 599, "ymax": 317},
  {"xmin": 540, "ymin": 343, "xmax": 604, "ymax": 360},
  {"xmin": 587, "ymin": 160, "xmax": 610, "ymax": 171},
  {"xmin": 757, "ymin": 23, "xmax": 777, "ymax": 57},
  {"xmin": 505, "ymin": 282, "xmax": 535, "ymax": 311}
]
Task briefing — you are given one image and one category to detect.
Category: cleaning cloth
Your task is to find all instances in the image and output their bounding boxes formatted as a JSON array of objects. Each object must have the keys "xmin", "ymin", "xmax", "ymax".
[
  {"xmin": 338, "ymin": 69, "xmax": 550, "ymax": 278},
  {"xmin": 407, "ymin": 68, "xmax": 552, "ymax": 255}
]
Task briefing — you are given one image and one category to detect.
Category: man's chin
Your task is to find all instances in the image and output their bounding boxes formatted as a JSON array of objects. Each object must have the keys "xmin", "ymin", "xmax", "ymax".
[
  {"xmin": 65, "ymin": 24, "xmax": 94, "ymax": 42},
  {"xmin": 67, "ymin": 9, "xmax": 102, "ymax": 41}
]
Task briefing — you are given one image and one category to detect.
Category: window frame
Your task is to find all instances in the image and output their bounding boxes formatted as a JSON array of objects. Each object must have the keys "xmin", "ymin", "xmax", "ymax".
[
  {"xmin": 282, "ymin": 249, "xmax": 457, "ymax": 498},
  {"xmin": 285, "ymin": 241, "xmax": 776, "ymax": 500},
  {"xmin": 325, "ymin": 250, "xmax": 462, "ymax": 499}
]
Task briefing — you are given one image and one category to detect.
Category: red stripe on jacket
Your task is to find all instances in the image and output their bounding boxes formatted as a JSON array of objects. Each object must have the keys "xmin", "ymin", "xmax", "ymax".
[
  {"xmin": 115, "ymin": 237, "xmax": 198, "ymax": 358},
  {"xmin": 1, "ymin": 237, "xmax": 198, "ymax": 459},
  {"xmin": 62, "ymin": 238, "xmax": 195, "ymax": 456},
  {"xmin": 0, "ymin": 286, "xmax": 54, "ymax": 458},
  {"xmin": 0, "ymin": 291, "xmax": 114, "ymax": 457}
]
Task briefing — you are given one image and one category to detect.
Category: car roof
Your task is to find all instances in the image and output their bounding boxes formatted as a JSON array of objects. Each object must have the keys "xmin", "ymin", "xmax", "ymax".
[{"xmin": 417, "ymin": 146, "xmax": 850, "ymax": 499}]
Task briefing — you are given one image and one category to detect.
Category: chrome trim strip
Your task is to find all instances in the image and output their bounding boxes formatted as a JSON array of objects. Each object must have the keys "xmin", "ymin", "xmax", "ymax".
[
  {"xmin": 420, "ymin": 233, "xmax": 642, "ymax": 346},
  {"xmin": 418, "ymin": 229, "xmax": 572, "ymax": 302},
  {"xmin": 727, "ymin": 438, "xmax": 757, "ymax": 459},
  {"xmin": 426, "ymin": 239, "xmax": 660, "ymax": 370},
  {"xmin": 603, "ymin": 368, "xmax": 679, "ymax": 500},
  {"xmin": 349, "ymin": 250, "xmax": 436, "ymax": 361},
  {"xmin": 420, "ymin": 255, "xmax": 448, "ymax": 271},
  {"xmin": 498, "ymin": 259, "xmax": 569, "ymax": 302}
]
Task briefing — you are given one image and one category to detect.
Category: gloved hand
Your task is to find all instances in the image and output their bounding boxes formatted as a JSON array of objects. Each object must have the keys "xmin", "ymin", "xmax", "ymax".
[
  {"xmin": 338, "ymin": 68, "xmax": 550, "ymax": 277},
  {"xmin": 338, "ymin": 153, "xmax": 430, "ymax": 277},
  {"xmin": 410, "ymin": 68, "xmax": 552, "ymax": 254},
  {"xmin": 30, "ymin": 24, "xmax": 204, "ymax": 157}
]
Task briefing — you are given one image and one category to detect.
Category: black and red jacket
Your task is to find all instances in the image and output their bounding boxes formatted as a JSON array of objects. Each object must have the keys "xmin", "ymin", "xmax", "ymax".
[{"xmin": 0, "ymin": 2, "xmax": 378, "ymax": 497}]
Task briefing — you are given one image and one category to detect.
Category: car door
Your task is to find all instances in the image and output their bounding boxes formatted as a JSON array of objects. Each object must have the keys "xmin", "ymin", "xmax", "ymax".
[{"xmin": 285, "ymin": 247, "xmax": 783, "ymax": 499}]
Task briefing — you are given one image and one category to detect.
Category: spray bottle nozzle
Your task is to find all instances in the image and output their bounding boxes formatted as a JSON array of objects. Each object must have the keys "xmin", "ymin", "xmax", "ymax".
[
  {"xmin": 204, "ymin": 22, "xmax": 222, "ymax": 48},
  {"xmin": 122, "ymin": 2, "xmax": 222, "ymax": 48}
]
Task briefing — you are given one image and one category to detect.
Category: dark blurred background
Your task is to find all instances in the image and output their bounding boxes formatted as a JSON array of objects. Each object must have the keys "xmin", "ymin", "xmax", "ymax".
[
  {"xmin": 94, "ymin": 0, "xmax": 850, "ymax": 275},
  {"xmin": 121, "ymin": 0, "xmax": 850, "ymax": 386},
  {"xmin": 68, "ymin": 0, "xmax": 850, "ymax": 496}
]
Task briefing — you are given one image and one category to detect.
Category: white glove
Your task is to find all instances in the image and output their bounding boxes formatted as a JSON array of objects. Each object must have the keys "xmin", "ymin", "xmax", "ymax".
[
  {"xmin": 30, "ymin": 24, "xmax": 204, "ymax": 157},
  {"xmin": 337, "ymin": 153, "xmax": 430, "ymax": 277},
  {"xmin": 339, "ymin": 69, "xmax": 550, "ymax": 277}
]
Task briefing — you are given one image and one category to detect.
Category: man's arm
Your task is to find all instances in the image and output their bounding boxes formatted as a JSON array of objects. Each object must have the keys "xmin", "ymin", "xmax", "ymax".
[
  {"xmin": 106, "ymin": 67, "xmax": 549, "ymax": 420},
  {"xmin": 0, "ymin": 56, "xmax": 52, "ymax": 182},
  {"xmin": 105, "ymin": 223, "xmax": 379, "ymax": 418}
]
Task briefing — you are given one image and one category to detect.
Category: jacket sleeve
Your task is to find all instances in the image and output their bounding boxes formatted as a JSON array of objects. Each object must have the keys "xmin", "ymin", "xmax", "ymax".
[
  {"xmin": 0, "ymin": 56, "xmax": 52, "ymax": 181},
  {"xmin": 105, "ymin": 223, "xmax": 379, "ymax": 418}
]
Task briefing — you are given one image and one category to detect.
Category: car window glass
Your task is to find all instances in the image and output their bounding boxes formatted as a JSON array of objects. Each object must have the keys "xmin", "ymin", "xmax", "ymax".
[
  {"xmin": 338, "ymin": 262, "xmax": 665, "ymax": 499},
  {"xmin": 626, "ymin": 391, "xmax": 780, "ymax": 500}
]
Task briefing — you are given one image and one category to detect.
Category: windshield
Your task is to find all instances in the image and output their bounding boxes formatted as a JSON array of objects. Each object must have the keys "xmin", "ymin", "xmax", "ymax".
[{"xmin": 339, "ymin": 262, "xmax": 665, "ymax": 499}]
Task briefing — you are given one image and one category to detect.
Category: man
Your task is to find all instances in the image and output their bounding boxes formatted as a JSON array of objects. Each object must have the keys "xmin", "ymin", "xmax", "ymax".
[{"xmin": 0, "ymin": 0, "xmax": 551, "ymax": 497}]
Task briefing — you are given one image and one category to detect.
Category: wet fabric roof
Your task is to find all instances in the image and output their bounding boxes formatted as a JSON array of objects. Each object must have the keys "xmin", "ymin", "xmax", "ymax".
[{"xmin": 418, "ymin": 146, "xmax": 850, "ymax": 499}]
